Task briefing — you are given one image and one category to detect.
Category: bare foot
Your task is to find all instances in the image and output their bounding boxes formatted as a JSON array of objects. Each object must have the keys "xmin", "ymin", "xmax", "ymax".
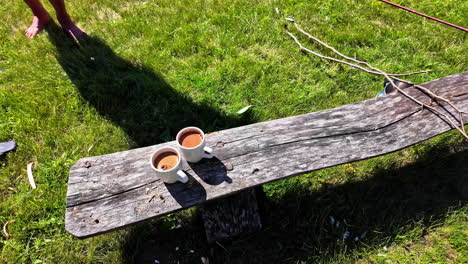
[
  {"xmin": 25, "ymin": 15, "xmax": 50, "ymax": 38},
  {"xmin": 60, "ymin": 21, "xmax": 86, "ymax": 41}
]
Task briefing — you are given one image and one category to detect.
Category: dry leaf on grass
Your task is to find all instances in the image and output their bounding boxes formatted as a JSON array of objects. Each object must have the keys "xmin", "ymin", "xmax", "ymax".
[
  {"xmin": 27, "ymin": 162, "xmax": 37, "ymax": 189},
  {"xmin": 2, "ymin": 220, "xmax": 15, "ymax": 239}
]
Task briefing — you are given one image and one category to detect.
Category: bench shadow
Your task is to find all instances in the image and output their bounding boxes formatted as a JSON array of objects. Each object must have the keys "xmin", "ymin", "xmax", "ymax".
[
  {"xmin": 165, "ymin": 171, "xmax": 207, "ymax": 207},
  {"xmin": 121, "ymin": 143, "xmax": 467, "ymax": 264},
  {"xmin": 163, "ymin": 156, "xmax": 232, "ymax": 215},
  {"xmin": 190, "ymin": 157, "xmax": 232, "ymax": 185},
  {"xmin": 45, "ymin": 22, "xmax": 249, "ymax": 147}
]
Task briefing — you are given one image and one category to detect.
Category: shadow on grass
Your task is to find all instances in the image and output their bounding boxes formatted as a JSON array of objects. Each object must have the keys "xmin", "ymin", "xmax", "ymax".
[
  {"xmin": 46, "ymin": 22, "xmax": 249, "ymax": 147},
  {"xmin": 44, "ymin": 21, "xmax": 466, "ymax": 264},
  {"xmin": 121, "ymin": 143, "xmax": 467, "ymax": 264}
]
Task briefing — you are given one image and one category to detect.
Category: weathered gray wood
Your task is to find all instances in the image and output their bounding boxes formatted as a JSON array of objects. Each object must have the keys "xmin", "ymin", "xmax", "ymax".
[
  {"xmin": 202, "ymin": 188, "xmax": 262, "ymax": 242},
  {"xmin": 65, "ymin": 72, "xmax": 468, "ymax": 238}
]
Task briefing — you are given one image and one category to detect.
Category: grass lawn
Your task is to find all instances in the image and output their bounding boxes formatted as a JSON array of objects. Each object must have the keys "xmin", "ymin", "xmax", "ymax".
[{"xmin": 1, "ymin": 0, "xmax": 467, "ymax": 263}]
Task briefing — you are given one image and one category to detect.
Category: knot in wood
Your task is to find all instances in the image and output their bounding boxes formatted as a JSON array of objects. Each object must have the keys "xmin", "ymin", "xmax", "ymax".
[
  {"xmin": 84, "ymin": 161, "xmax": 91, "ymax": 168},
  {"xmin": 225, "ymin": 162, "xmax": 233, "ymax": 171}
]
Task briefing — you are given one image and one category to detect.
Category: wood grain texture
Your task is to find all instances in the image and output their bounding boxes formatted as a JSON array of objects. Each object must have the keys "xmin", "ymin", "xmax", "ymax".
[
  {"xmin": 201, "ymin": 188, "xmax": 262, "ymax": 242},
  {"xmin": 66, "ymin": 72, "xmax": 468, "ymax": 238}
]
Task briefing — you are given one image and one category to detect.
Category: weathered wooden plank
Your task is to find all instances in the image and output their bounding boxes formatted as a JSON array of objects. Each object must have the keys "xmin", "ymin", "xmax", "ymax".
[
  {"xmin": 66, "ymin": 72, "xmax": 468, "ymax": 238},
  {"xmin": 201, "ymin": 189, "xmax": 262, "ymax": 242}
]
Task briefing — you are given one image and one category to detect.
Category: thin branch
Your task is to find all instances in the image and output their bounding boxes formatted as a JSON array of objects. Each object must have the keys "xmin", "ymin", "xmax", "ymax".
[
  {"xmin": 289, "ymin": 19, "xmax": 466, "ymax": 129},
  {"xmin": 298, "ymin": 21, "xmax": 465, "ymax": 120},
  {"xmin": 285, "ymin": 31, "xmax": 389, "ymax": 76},
  {"xmin": 392, "ymin": 77, "xmax": 466, "ymax": 134},
  {"xmin": 392, "ymin": 77, "xmax": 468, "ymax": 115},
  {"xmin": 382, "ymin": 73, "xmax": 468, "ymax": 138},
  {"xmin": 284, "ymin": 20, "xmax": 467, "ymax": 139},
  {"xmin": 291, "ymin": 20, "xmax": 430, "ymax": 77}
]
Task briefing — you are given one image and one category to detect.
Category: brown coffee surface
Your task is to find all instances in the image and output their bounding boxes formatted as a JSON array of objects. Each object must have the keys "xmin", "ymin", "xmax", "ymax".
[
  {"xmin": 154, "ymin": 151, "xmax": 179, "ymax": 171},
  {"xmin": 180, "ymin": 131, "xmax": 203, "ymax": 148}
]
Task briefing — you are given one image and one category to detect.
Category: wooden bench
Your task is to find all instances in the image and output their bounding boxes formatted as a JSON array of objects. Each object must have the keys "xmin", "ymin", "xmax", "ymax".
[{"xmin": 65, "ymin": 72, "xmax": 467, "ymax": 241}]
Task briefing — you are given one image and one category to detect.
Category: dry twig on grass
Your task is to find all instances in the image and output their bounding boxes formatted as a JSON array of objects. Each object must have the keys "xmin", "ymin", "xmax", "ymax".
[
  {"xmin": 286, "ymin": 18, "xmax": 430, "ymax": 77},
  {"xmin": 2, "ymin": 220, "xmax": 15, "ymax": 239},
  {"xmin": 283, "ymin": 18, "xmax": 467, "ymax": 139}
]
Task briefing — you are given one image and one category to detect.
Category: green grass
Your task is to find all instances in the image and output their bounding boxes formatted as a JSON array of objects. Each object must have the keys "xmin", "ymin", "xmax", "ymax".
[
  {"xmin": 361, "ymin": 208, "xmax": 468, "ymax": 264},
  {"xmin": 1, "ymin": 0, "xmax": 467, "ymax": 263}
]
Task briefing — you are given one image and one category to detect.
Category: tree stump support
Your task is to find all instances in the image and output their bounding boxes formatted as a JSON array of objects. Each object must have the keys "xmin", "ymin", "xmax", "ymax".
[{"xmin": 201, "ymin": 188, "xmax": 262, "ymax": 242}]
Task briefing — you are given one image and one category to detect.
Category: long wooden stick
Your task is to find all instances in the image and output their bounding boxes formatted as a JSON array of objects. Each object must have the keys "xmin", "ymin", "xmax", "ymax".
[{"xmin": 377, "ymin": 0, "xmax": 468, "ymax": 33}]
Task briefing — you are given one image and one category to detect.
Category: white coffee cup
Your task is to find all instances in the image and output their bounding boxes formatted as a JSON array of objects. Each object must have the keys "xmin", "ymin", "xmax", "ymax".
[
  {"xmin": 150, "ymin": 147, "xmax": 188, "ymax": 183},
  {"xmin": 176, "ymin": 127, "xmax": 213, "ymax": 163}
]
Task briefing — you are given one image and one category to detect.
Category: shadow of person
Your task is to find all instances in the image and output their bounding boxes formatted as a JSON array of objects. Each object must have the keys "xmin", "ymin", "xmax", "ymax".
[{"xmin": 45, "ymin": 22, "xmax": 248, "ymax": 147}]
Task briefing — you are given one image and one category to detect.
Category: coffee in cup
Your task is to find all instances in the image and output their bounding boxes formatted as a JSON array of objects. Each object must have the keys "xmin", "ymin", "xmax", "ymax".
[
  {"xmin": 176, "ymin": 127, "xmax": 213, "ymax": 163},
  {"xmin": 179, "ymin": 130, "xmax": 203, "ymax": 148},
  {"xmin": 150, "ymin": 147, "xmax": 188, "ymax": 183},
  {"xmin": 154, "ymin": 151, "xmax": 179, "ymax": 171}
]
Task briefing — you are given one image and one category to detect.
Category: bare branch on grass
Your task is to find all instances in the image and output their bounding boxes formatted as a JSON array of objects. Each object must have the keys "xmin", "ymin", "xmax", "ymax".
[
  {"xmin": 284, "ymin": 18, "xmax": 467, "ymax": 139},
  {"xmin": 290, "ymin": 20, "xmax": 430, "ymax": 77}
]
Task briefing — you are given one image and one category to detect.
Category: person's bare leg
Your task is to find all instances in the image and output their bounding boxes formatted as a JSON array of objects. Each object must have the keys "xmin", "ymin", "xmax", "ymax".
[
  {"xmin": 48, "ymin": 0, "xmax": 85, "ymax": 40},
  {"xmin": 23, "ymin": 0, "xmax": 50, "ymax": 38}
]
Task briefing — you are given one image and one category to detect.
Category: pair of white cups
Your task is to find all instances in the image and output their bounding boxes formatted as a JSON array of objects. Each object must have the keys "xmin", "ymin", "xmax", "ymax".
[{"xmin": 150, "ymin": 127, "xmax": 213, "ymax": 184}]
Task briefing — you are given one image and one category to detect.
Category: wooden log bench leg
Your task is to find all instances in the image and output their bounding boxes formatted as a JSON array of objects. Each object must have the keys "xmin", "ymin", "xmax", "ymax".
[{"xmin": 201, "ymin": 188, "xmax": 262, "ymax": 242}]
